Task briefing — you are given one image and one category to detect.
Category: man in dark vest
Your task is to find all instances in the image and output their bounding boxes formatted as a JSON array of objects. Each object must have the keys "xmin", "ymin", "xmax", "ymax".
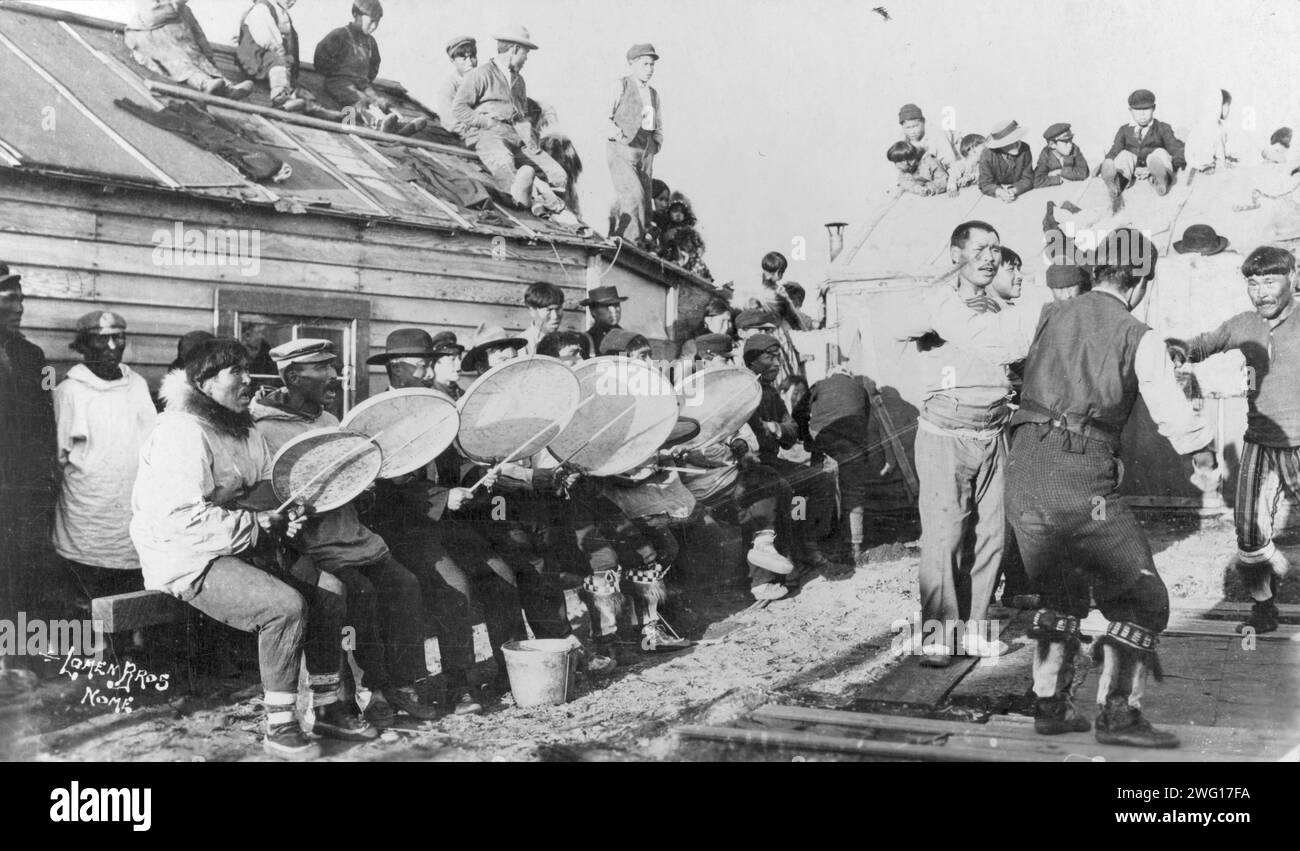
[
  {"xmin": 922, "ymin": 231, "xmax": 1216, "ymax": 747},
  {"xmin": 607, "ymin": 43, "xmax": 662, "ymax": 244}
]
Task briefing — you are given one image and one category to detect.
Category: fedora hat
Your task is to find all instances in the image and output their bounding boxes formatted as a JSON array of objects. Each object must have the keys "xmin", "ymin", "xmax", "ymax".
[
  {"xmin": 462, "ymin": 324, "xmax": 527, "ymax": 371},
  {"xmin": 1173, "ymin": 224, "xmax": 1230, "ymax": 256},
  {"xmin": 580, "ymin": 285, "xmax": 629, "ymax": 307},
  {"xmin": 986, "ymin": 119, "xmax": 1027, "ymax": 149},
  {"xmin": 366, "ymin": 328, "xmax": 439, "ymax": 365},
  {"xmin": 492, "ymin": 24, "xmax": 538, "ymax": 50}
]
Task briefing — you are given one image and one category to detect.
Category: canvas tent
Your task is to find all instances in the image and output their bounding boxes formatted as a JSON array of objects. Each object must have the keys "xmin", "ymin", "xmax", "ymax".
[{"xmin": 822, "ymin": 163, "xmax": 1300, "ymax": 510}]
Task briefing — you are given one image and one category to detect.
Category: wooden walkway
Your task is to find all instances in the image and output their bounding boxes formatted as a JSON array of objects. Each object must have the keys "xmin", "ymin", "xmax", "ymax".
[{"xmin": 677, "ymin": 603, "xmax": 1300, "ymax": 761}]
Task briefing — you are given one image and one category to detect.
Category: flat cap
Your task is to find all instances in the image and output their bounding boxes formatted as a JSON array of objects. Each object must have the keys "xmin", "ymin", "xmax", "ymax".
[
  {"xmin": 898, "ymin": 103, "xmax": 924, "ymax": 123},
  {"xmin": 446, "ymin": 35, "xmax": 476, "ymax": 56},
  {"xmin": 269, "ymin": 338, "xmax": 336, "ymax": 366},
  {"xmin": 1042, "ymin": 122, "xmax": 1073, "ymax": 142},
  {"xmin": 735, "ymin": 308, "xmax": 779, "ymax": 331},
  {"xmin": 627, "ymin": 43, "xmax": 658, "ymax": 62},
  {"xmin": 1045, "ymin": 264, "xmax": 1090, "ymax": 290},
  {"xmin": 76, "ymin": 310, "xmax": 127, "ymax": 335}
]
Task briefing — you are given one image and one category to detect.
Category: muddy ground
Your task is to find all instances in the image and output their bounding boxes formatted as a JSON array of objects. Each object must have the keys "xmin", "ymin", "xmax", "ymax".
[{"xmin": 2, "ymin": 512, "xmax": 1295, "ymax": 762}]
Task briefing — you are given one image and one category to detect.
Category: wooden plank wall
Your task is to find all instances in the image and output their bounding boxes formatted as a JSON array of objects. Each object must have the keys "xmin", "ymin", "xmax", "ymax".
[{"xmin": 0, "ymin": 175, "xmax": 622, "ymax": 399}]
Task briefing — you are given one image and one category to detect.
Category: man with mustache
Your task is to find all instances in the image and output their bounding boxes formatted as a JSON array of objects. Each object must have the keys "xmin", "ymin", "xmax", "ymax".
[
  {"xmin": 1168, "ymin": 246, "xmax": 1300, "ymax": 635},
  {"xmin": 895, "ymin": 221, "xmax": 1015, "ymax": 665}
]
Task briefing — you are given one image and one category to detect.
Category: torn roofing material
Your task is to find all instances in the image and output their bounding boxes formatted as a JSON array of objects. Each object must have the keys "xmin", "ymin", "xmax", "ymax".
[{"xmin": 0, "ymin": 1, "xmax": 604, "ymax": 247}]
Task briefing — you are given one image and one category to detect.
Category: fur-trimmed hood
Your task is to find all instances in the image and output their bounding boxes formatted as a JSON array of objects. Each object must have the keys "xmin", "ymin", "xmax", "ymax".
[{"xmin": 158, "ymin": 369, "xmax": 255, "ymax": 439}]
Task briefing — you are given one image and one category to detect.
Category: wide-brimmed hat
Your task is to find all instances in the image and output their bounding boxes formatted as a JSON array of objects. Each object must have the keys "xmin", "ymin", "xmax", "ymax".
[
  {"xmin": 463, "ymin": 324, "xmax": 527, "ymax": 371},
  {"xmin": 493, "ymin": 24, "xmax": 538, "ymax": 50},
  {"xmin": 580, "ymin": 285, "xmax": 629, "ymax": 307},
  {"xmin": 1173, "ymin": 224, "xmax": 1230, "ymax": 256},
  {"xmin": 986, "ymin": 119, "xmax": 1027, "ymax": 149},
  {"xmin": 0, "ymin": 261, "xmax": 21, "ymax": 289},
  {"xmin": 366, "ymin": 328, "xmax": 440, "ymax": 365}
]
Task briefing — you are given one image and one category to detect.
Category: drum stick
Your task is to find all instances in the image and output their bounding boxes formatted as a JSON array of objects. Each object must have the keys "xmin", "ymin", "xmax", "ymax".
[
  {"xmin": 682, "ymin": 380, "xmax": 765, "ymax": 451},
  {"xmin": 274, "ymin": 428, "xmax": 386, "ymax": 513},
  {"xmin": 467, "ymin": 393, "xmax": 598, "ymax": 494},
  {"xmin": 547, "ymin": 402, "xmax": 641, "ymax": 470}
]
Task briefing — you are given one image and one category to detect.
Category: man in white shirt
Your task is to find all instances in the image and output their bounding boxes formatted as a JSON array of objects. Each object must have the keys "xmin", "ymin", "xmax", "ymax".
[{"xmin": 53, "ymin": 312, "xmax": 157, "ymax": 639}]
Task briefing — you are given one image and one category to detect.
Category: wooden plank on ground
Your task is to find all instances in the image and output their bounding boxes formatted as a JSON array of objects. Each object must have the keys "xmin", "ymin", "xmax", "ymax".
[
  {"xmin": 856, "ymin": 654, "xmax": 980, "ymax": 706},
  {"xmin": 751, "ymin": 704, "xmax": 1290, "ymax": 760},
  {"xmin": 91, "ymin": 590, "xmax": 189, "ymax": 633},
  {"xmin": 1173, "ymin": 602, "xmax": 1300, "ymax": 623},
  {"xmin": 1081, "ymin": 611, "xmax": 1300, "ymax": 641}
]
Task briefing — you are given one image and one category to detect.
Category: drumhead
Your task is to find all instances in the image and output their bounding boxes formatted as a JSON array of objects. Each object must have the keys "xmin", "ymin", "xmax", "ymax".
[
  {"xmin": 455, "ymin": 356, "xmax": 582, "ymax": 465},
  {"xmin": 547, "ymin": 357, "xmax": 680, "ymax": 476},
  {"xmin": 271, "ymin": 428, "xmax": 382, "ymax": 513},
  {"xmin": 674, "ymin": 366, "xmax": 762, "ymax": 450},
  {"xmin": 340, "ymin": 388, "xmax": 460, "ymax": 478}
]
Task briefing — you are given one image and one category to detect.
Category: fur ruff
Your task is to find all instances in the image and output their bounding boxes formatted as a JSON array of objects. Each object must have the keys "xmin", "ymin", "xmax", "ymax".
[{"xmin": 158, "ymin": 368, "xmax": 255, "ymax": 439}]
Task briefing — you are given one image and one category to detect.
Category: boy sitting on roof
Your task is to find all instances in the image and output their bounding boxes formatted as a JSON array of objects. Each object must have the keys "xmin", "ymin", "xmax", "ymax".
[
  {"xmin": 1033, "ymin": 123, "xmax": 1090, "ymax": 189},
  {"xmin": 125, "ymin": 0, "xmax": 254, "ymax": 100},
  {"xmin": 237, "ymin": 0, "xmax": 339, "ymax": 119},
  {"xmin": 979, "ymin": 119, "xmax": 1034, "ymax": 202},
  {"xmin": 949, "ymin": 134, "xmax": 986, "ymax": 192},
  {"xmin": 898, "ymin": 104, "xmax": 958, "ymax": 193},
  {"xmin": 887, "ymin": 141, "xmax": 949, "ymax": 197},
  {"xmin": 1100, "ymin": 89, "xmax": 1186, "ymax": 210},
  {"xmin": 312, "ymin": 0, "xmax": 427, "ymax": 136},
  {"xmin": 436, "ymin": 36, "xmax": 477, "ymax": 135}
]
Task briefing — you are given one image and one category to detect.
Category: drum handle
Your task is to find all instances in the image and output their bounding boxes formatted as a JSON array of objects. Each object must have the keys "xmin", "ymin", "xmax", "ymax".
[{"xmin": 467, "ymin": 393, "xmax": 598, "ymax": 495}]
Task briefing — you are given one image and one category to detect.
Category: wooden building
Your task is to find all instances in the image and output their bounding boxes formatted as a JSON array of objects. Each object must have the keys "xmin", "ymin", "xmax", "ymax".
[{"xmin": 0, "ymin": 2, "xmax": 718, "ymax": 407}]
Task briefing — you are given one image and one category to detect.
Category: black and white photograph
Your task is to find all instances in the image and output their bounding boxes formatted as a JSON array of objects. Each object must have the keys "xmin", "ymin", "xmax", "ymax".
[{"xmin": 0, "ymin": 0, "xmax": 1296, "ymax": 819}]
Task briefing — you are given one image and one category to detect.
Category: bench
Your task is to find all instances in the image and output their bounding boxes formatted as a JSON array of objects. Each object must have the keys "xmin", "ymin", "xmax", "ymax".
[{"xmin": 90, "ymin": 590, "xmax": 197, "ymax": 689}]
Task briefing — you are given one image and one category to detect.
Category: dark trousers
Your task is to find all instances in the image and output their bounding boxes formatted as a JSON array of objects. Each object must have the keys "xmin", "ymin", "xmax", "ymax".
[
  {"xmin": 186, "ymin": 555, "xmax": 344, "ymax": 694},
  {"xmin": 475, "ymin": 491, "xmax": 575, "ymax": 639},
  {"xmin": 390, "ymin": 523, "xmax": 524, "ymax": 684},
  {"xmin": 1007, "ymin": 424, "xmax": 1168, "ymax": 629},
  {"xmin": 566, "ymin": 480, "xmax": 674, "ymax": 573},
  {"xmin": 333, "ymin": 554, "xmax": 427, "ymax": 692},
  {"xmin": 705, "ymin": 462, "xmax": 793, "ymax": 586}
]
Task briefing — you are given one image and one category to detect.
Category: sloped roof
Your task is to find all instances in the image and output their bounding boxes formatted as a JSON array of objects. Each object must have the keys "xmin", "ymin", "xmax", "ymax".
[
  {"xmin": 827, "ymin": 163, "xmax": 1300, "ymax": 287},
  {"xmin": 0, "ymin": 1, "xmax": 606, "ymax": 249}
]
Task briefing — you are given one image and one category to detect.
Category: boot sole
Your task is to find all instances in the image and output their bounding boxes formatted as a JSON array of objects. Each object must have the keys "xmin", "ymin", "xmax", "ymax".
[
  {"xmin": 1035, "ymin": 720, "xmax": 1092, "ymax": 735},
  {"xmin": 312, "ymin": 723, "xmax": 379, "ymax": 742}
]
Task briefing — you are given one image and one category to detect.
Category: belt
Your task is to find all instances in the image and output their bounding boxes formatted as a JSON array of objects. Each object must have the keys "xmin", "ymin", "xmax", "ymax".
[{"xmin": 1016, "ymin": 399, "xmax": 1121, "ymax": 453}]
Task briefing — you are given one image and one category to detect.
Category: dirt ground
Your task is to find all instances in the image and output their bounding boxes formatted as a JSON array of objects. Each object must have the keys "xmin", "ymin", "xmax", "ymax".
[{"xmin": 2, "ymin": 512, "xmax": 1294, "ymax": 763}]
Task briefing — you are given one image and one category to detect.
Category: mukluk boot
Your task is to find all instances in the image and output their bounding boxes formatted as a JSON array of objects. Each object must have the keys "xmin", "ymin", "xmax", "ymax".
[
  {"xmin": 1092, "ymin": 623, "xmax": 1178, "ymax": 749},
  {"xmin": 1027, "ymin": 610, "xmax": 1090, "ymax": 735},
  {"xmin": 626, "ymin": 563, "xmax": 691, "ymax": 652}
]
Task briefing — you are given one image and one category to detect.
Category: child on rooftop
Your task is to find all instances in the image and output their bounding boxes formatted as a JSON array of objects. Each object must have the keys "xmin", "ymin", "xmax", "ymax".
[
  {"xmin": 948, "ymin": 134, "xmax": 986, "ymax": 192},
  {"xmin": 887, "ymin": 141, "xmax": 949, "ymax": 197},
  {"xmin": 1100, "ymin": 88, "xmax": 1186, "ymax": 210},
  {"xmin": 313, "ymin": 0, "xmax": 428, "ymax": 136},
  {"xmin": 124, "ymin": 0, "xmax": 254, "ymax": 100}
]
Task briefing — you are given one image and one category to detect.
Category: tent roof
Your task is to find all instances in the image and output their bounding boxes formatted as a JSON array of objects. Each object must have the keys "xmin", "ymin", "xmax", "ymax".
[{"xmin": 0, "ymin": 2, "xmax": 607, "ymax": 251}]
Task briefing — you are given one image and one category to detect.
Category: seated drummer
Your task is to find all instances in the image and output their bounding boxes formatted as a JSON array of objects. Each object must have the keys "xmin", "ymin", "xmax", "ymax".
[
  {"xmin": 130, "ymin": 339, "xmax": 336, "ymax": 760},
  {"xmin": 359, "ymin": 328, "xmax": 520, "ymax": 711},
  {"xmin": 250, "ymin": 339, "xmax": 437, "ymax": 729},
  {"xmin": 666, "ymin": 334, "xmax": 797, "ymax": 602}
]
